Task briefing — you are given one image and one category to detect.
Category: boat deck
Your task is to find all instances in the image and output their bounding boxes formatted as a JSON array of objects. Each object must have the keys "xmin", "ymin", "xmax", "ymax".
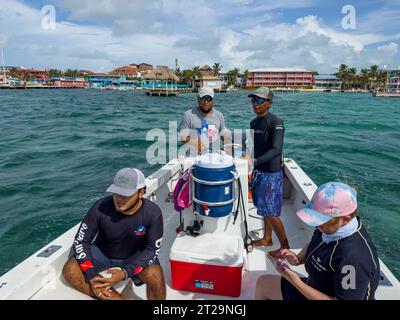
[
  {"xmin": 2, "ymin": 157, "xmax": 398, "ymax": 300},
  {"xmin": 30, "ymin": 199, "xmax": 309, "ymax": 300}
]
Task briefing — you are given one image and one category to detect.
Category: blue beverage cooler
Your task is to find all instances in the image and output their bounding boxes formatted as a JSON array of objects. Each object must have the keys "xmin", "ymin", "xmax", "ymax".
[{"xmin": 192, "ymin": 153, "xmax": 236, "ymax": 218}]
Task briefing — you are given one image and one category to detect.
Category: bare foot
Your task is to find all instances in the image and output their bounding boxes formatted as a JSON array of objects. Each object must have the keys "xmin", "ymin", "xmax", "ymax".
[{"xmin": 252, "ymin": 238, "xmax": 273, "ymax": 247}]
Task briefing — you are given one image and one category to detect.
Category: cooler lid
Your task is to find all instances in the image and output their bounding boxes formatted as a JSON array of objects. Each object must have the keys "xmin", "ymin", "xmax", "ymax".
[
  {"xmin": 170, "ymin": 233, "xmax": 244, "ymax": 267},
  {"xmin": 195, "ymin": 153, "xmax": 234, "ymax": 169}
]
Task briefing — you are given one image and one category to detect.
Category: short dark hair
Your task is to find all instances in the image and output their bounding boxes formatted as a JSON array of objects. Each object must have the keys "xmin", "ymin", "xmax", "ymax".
[{"xmin": 350, "ymin": 210, "xmax": 358, "ymax": 219}]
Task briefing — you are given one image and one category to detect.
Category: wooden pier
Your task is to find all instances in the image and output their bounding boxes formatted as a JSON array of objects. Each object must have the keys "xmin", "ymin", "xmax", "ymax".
[
  {"xmin": 145, "ymin": 90, "xmax": 178, "ymax": 96},
  {"xmin": 145, "ymin": 88, "xmax": 191, "ymax": 96},
  {"xmin": 0, "ymin": 86, "xmax": 86, "ymax": 90},
  {"xmin": 373, "ymin": 91, "xmax": 400, "ymax": 97}
]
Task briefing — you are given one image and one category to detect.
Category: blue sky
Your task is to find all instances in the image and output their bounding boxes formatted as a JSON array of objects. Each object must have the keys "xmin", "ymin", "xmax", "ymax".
[{"xmin": 0, "ymin": 0, "xmax": 399, "ymax": 73}]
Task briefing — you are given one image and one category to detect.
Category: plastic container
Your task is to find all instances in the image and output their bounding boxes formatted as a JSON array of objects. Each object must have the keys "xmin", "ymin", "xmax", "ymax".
[
  {"xmin": 193, "ymin": 153, "xmax": 236, "ymax": 217},
  {"xmin": 170, "ymin": 233, "xmax": 244, "ymax": 297}
]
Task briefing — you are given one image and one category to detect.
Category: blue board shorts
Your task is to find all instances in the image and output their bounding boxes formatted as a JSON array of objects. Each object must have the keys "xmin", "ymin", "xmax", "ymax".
[
  {"xmin": 251, "ymin": 170, "xmax": 283, "ymax": 217},
  {"xmin": 69, "ymin": 245, "xmax": 159, "ymax": 286}
]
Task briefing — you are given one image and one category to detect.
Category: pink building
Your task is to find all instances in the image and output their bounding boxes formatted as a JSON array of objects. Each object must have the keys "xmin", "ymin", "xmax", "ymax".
[
  {"xmin": 246, "ymin": 68, "xmax": 314, "ymax": 87},
  {"xmin": 53, "ymin": 78, "xmax": 86, "ymax": 88}
]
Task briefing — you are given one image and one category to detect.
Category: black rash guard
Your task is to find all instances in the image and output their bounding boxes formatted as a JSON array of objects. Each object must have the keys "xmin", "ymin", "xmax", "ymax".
[
  {"xmin": 250, "ymin": 112, "xmax": 285, "ymax": 173},
  {"xmin": 304, "ymin": 218, "xmax": 380, "ymax": 300},
  {"xmin": 73, "ymin": 196, "xmax": 163, "ymax": 281}
]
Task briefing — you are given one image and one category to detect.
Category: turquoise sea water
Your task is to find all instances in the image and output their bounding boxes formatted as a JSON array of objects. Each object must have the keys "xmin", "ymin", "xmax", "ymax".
[{"xmin": 0, "ymin": 89, "xmax": 399, "ymax": 278}]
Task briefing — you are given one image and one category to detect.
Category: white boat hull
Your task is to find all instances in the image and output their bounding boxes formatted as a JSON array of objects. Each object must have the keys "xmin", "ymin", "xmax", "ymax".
[{"xmin": 0, "ymin": 158, "xmax": 399, "ymax": 300}]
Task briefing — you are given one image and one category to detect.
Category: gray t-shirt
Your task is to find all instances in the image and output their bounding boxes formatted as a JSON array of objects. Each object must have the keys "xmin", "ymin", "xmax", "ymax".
[{"xmin": 179, "ymin": 107, "xmax": 227, "ymax": 153}]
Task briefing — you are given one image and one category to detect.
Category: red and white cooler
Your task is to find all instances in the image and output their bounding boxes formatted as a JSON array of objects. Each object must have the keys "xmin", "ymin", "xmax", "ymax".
[{"xmin": 170, "ymin": 232, "xmax": 244, "ymax": 297}]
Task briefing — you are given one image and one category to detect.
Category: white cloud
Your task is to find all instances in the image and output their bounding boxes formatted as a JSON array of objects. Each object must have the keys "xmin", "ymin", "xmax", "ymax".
[
  {"xmin": 231, "ymin": 15, "xmax": 400, "ymax": 71},
  {"xmin": 58, "ymin": 0, "xmax": 161, "ymax": 21},
  {"xmin": 377, "ymin": 42, "xmax": 398, "ymax": 55}
]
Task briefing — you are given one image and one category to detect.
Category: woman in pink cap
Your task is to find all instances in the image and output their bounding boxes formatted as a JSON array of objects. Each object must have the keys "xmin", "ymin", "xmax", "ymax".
[{"xmin": 255, "ymin": 182, "xmax": 380, "ymax": 300}]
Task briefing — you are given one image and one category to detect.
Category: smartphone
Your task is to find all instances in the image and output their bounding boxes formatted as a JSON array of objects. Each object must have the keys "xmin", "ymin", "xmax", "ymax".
[{"xmin": 98, "ymin": 267, "xmax": 122, "ymax": 278}]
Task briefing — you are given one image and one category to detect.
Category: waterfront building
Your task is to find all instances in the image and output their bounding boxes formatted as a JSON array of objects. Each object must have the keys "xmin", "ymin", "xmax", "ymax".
[
  {"xmin": 192, "ymin": 65, "xmax": 224, "ymax": 91},
  {"xmin": 79, "ymin": 70, "xmax": 94, "ymax": 76},
  {"xmin": 141, "ymin": 66, "xmax": 180, "ymax": 89},
  {"xmin": 24, "ymin": 68, "xmax": 48, "ymax": 81},
  {"xmin": 138, "ymin": 63, "xmax": 153, "ymax": 71},
  {"xmin": 386, "ymin": 69, "xmax": 400, "ymax": 93},
  {"xmin": 245, "ymin": 68, "xmax": 314, "ymax": 88},
  {"xmin": 111, "ymin": 65, "xmax": 140, "ymax": 78},
  {"xmin": 314, "ymin": 75, "xmax": 342, "ymax": 90},
  {"xmin": 52, "ymin": 77, "xmax": 86, "ymax": 88},
  {"xmin": 6, "ymin": 77, "xmax": 22, "ymax": 85},
  {"xmin": 86, "ymin": 73, "xmax": 122, "ymax": 88},
  {"xmin": 2, "ymin": 66, "xmax": 21, "ymax": 74},
  {"xmin": 219, "ymin": 72, "xmax": 229, "ymax": 88}
]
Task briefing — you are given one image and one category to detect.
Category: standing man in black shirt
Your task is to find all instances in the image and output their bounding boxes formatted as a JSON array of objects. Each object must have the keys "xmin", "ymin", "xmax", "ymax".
[
  {"xmin": 62, "ymin": 168, "xmax": 165, "ymax": 300},
  {"xmin": 244, "ymin": 87, "xmax": 289, "ymax": 257}
]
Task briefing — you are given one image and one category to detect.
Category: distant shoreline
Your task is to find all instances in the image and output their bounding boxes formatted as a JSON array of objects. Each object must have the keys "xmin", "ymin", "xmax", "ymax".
[{"xmin": 0, "ymin": 86, "xmax": 372, "ymax": 94}]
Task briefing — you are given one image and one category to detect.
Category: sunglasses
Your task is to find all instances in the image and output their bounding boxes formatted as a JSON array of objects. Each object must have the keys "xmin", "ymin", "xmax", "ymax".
[
  {"xmin": 251, "ymin": 97, "xmax": 269, "ymax": 105},
  {"xmin": 199, "ymin": 95, "xmax": 213, "ymax": 102}
]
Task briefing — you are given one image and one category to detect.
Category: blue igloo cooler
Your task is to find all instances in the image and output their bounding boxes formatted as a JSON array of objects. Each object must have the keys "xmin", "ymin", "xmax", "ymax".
[{"xmin": 193, "ymin": 153, "xmax": 236, "ymax": 218}]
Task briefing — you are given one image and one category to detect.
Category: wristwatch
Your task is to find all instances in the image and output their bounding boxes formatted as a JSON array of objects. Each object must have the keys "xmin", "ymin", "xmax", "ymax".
[{"xmin": 122, "ymin": 268, "xmax": 129, "ymax": 281}]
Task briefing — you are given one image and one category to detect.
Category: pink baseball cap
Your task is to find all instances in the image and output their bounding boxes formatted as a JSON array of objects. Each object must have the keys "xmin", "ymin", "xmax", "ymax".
[{"xmin": 296, "ymin": 182, "xmax": 357, "ymax": 227}]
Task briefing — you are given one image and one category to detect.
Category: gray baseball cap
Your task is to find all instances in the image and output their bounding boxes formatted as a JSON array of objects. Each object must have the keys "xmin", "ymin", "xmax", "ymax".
[
  {"xmin": 198, "ymin": 86, "xmax": 215, "ymax": 98},
  {"xmin": 248, "ymin": 87, "xmax": 273, "ymax": 101},
  {"xmin": 106, "ymin": 168, "xmax": 146, "ymax": 197}
]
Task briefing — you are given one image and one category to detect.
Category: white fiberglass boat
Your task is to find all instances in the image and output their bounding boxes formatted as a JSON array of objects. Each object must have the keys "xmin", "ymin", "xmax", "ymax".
[{"xmin": 0, "ymin": 156, "xmax": 399, "ymax": 300}]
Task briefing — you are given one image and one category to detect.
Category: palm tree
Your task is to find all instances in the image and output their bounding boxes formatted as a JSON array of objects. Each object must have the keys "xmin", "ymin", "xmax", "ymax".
[
  {"xmin": 227, "ymin": 68, "xmax": 240, "ymax": 87},
  {"xmin": 336, "ymin": 64, "xmax": 349, "ymax": 90},
  {"xmin": 212, "ymin": 62, "xmax": 222, "ymax": 76},
  {"xmin": 190, "ymin": 66, "xmax": 201, "ymax": 89},
  {"xmin": 360, "ymin": 68, "xmax": 370, "ymax": 90},
  {"xmin": 9, "ymin": 67, "xmax": 21, "ymax": 79},
  {"xmin": 20, "ymin": 70, "xmax": 33, "ymax": 82},
  {"xmin": 191, "ymin": 66, "xmax": 201, "ymax": 79},
  {"xmin": 242, "ymin": 69, "xmax": 249, "ymax": 87},
  {"xmin": 180, "ymin": 69, "xmax": 194, "ymax": 86},
  {"xmin": 47, "ymin": 69, "xmax": 62, "ymax": 79},
  {"xmin": 369, "ymin": 65, "xmax": 379, "ymax": 90},
  {"xmin": 63, "ymin": 69, "xmax": 79, "ymax": 78},
  {"xmin": 346, "ymin": 67, "xmax": 357, "ymax": 89},
  {"xmin": 376, "ymin": 70, "xmax": 387, "ymax": 90}
]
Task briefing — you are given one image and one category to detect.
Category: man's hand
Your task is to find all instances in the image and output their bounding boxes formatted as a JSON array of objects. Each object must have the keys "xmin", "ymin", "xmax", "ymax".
[
  {"xmin": 241, "ymin": 154, "xmax": 254, "ymax": 171},
  {"xmin": 93, "ymin": 268, "xmax": 126, "ymax": 290},
  {"xmin": 97, "ymin": 288, "xmax": 133, "ymax": 301},
  {"xmin": 197, "ymin": 139, "xmax": 205, "ymax": 154},
  {"xmin": 89, "ymin": 277, "xmax": 112, "ymax": 299}
]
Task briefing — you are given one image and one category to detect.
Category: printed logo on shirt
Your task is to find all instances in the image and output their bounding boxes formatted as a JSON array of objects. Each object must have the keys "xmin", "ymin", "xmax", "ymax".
[
  {"xmin": 197, "ymin": 119, "xmax": 208, "ymax": 136},
  {"xmin": 79, "ymin": 260, "xmax": 94, "ymax": 272},
  {"xmin": 133, "ymin": 266, "xmax": 143, "ymax": 276},
  {"xmin": 208, "ymin": 125, "xmax": 217, "ymax": 138},
  {"xmin": 134, "ymin": 225, "xmax": 147, "ymax": 236},
  {"xmin": 311, "ymin": 255, "xmax": 327, "ymax": 272}
]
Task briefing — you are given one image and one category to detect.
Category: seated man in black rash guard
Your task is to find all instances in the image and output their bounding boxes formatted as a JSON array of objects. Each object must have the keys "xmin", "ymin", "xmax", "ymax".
[{"xmin": 62, "ymin": 168, "xmax": 165, "ymax": 300}]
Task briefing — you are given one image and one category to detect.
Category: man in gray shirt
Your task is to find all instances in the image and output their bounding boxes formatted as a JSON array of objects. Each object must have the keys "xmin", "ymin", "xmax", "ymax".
[{"xmin": 179, "ymin": 86, "xmax": 228, "ymax": 154}]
